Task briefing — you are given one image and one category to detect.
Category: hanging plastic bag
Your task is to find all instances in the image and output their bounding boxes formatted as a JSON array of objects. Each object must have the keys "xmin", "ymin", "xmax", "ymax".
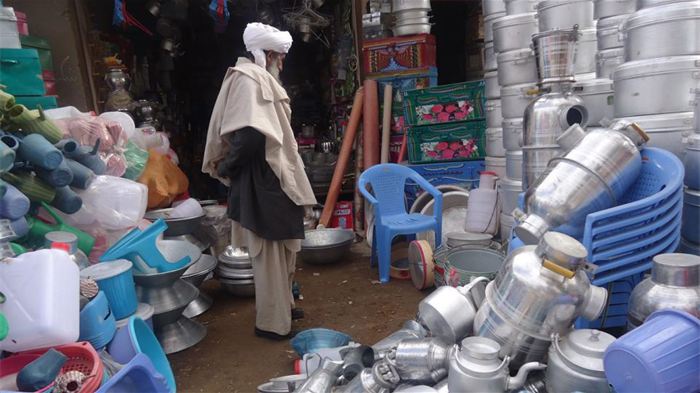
[
  {"xmin": 138, "ymin": 149, "xmax": 189, "ymax": 209},
  {"xmin": 123, "ymin": 141, "xmax": 149, "ymax": 180}
]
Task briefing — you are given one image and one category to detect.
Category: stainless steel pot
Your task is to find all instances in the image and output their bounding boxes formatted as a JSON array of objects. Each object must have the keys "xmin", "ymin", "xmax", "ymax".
[
  {"xmin": 484, "ymin": 12, "xmax": 506, "ymax": 43},
  {"xmin": 417, "ymin": 278, "xmax": 488, "ymax": 344},
  {"xmin": 486, "ymin": 70, "xmax": 501, "ymax": 99},
  {"xmin": 506, "ymin": 150, "xmax": 523, "ymax": 180},
  {"xmin": 395, "ymin": 16, "xmax": 431, "ymax": 25},
  {"xmin": 393, "ymin": 23, "xmax": 431, "ymax": 36},
  {"xmin": 485, "ymin": 42, "xmax": 498, "ymax": 71},
  {"xmin": 506, "ymin": 0, "xmax": 541, "ymax": 14},
  {"xmin": 392, "ymin": 0, "xmax": 431, "ymax": 11},
  {"xmin": 636, "ymin": 0, "xmax": 696, "ymax": 9},
  {"xmin": 487, "ymin": 99, "xmax": 504, "ymax": 129},
  {"xmin": 448, "ymin": 336, "xmax": 545, "ymax": 392},
  {"xmin": 572, "ymin": 78, "xmax": 614, "ymax": 126},
  {"xmin": 497, "ymin": 49, "xmax": 538, "ymax": 87},
  {"xmin": 623, "ymin": 1, "xmax": 700, "ymax": 61},
  {"xmin": 499, "ymin": 176, "xmax": 523, "ymax": 215},
  {"xmin": 595, "ymin": 0, "xmax": 636, "ymax": 18},
  {"xmin": 596, "ymin": 47, "xmax": 625, "ymax": 79},
  {"xmin": 545, "ymin": 330, "xmax": 615, "ymax": 393},
  {"xmin": 388, "ymin": 338, "xmax": 450, "ymax": 384},
  {"xmin": 627, "ymin": 253, "xmax": 700, "ymax": 330},
  {"xmin": 485, "ymin": 156, "xmax": 507, "ymax": 179},
  {"xmin": 574, "ymin": 28, "xmax": 598, "ymax": 75},
  {"xmin": 536, "ymin": 0, "xmax": 595, "ymax": 31},
  {"xmin": 493, "ymin": 13, "xmax": 538, "ymax": 53},
  {"xmin": 614, "ymin": 111, "xmax": 694, "ymax": 159},
  {"xmin": 474, "ymin": 232, "xmax": 609, "ymax": 369},
  {"xmin": 517, "ymin": 123, "xmax": 647, "ymax": 243},
  {"xmin": 502, "ymin": 117, "xmax": 524, "ymax": 150},
  {"xmin": 597, "ymin": 14, "xmax": 628, "ymax": 50},
  {"xmin": 501, "ymin": 83, "xmax": 538, "ymax": 118},
  {"xmin": 613, "ymin": 56, "xmax": 700, "ymax": 118},
  {"xmin": 394, "ymin": 9, "xmax": 430, "ymax": 19},
  {"xmin": 483, "ymin": 0, "xmax": 507, "ymax": 16},
  {"xmin": 532, "ymin": 28, "xmax": 579, "ymax": 85},
  {"xmin": 487, "ymin": 127, "xmax": 506, "ymax": 157}
]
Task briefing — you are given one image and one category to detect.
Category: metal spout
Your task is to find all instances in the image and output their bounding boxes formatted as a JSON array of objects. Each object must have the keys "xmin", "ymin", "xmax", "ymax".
[
  {"xmin": 514, "ymin": 214, "xmax": 549, "ymax": 245},
  {"xmin": 506, "ymin": 362, "xmax": 547, "ymax": 391}
]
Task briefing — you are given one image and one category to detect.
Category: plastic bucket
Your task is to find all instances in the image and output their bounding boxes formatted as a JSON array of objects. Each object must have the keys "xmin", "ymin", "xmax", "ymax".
[
  {"xmin": 78, "ymin": 291, "xmax": 116, "ymax": 350},
  {"xmin": 80, "ymin": 260, "xmax": 138, "ymax": 319},
  {"xmin": 604, "ymin": 310, "xmax": 700, "ymax": 393}
]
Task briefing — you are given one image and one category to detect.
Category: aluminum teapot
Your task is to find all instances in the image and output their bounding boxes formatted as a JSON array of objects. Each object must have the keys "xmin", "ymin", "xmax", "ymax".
[
  {"xmin": 386, "ymin": 337, "xmax": 450, "ymax": 384},
  {"xmin": 448, "ymin": 337, "xmax": 546, "ymax": 392},
  {"xmin": 474, "ymin": 232, "xmax": 608, "ymax": 369},
  {"xmin": 545, "ymin": 329, "xmax": 615, "ymax": 393},
  {"xmin": 628, "ymin": 253, "xmax": 700, "ymax": 330},
  {"xmin": 417, "ymin": 277, "xmax": 488, "ymax": 344}
]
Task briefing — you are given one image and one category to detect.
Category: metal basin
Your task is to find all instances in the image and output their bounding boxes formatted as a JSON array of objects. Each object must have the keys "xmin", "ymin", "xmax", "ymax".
[
  {"xmin": 154, "ymin": 316, "xmax": 207, "ymax": 354},
  {"xmin": 435, "ymin": 245, "xmax": 506, "ymax": 286},
  {"xmin": 182, "ymin": 254, "xmax": 217, "ymax": 287},
  {"xmin": 133, "ymin": 253, "xmax": 196, "ymax": 288},
  {"xmin": 144, "ymin": 208, "xmax": 206, "ymax": 236},
  {"xmin": 216, "ymin": 265, "xmax": 254, "ymax": 279},
  {"xmin": 300, "ymin": 229, "xmax": 354, "ymax": 265},
  {"xmin": 137, "ymin": 279, "xmax": 199, "ymax": 326},
  {"xmin": 417, "ymin": 191, "xmax": 470, "ymax": 248},
  {"xmin": 220, "ymin": 278, "xmax": 256, "ymax": 297},
  {"xmin": 164, "ymin": 233, "xmax": 211, "ymax": 252},
  {"xmin": 183, "ymin": 292, "xmax": 213, "ymax": 319}
]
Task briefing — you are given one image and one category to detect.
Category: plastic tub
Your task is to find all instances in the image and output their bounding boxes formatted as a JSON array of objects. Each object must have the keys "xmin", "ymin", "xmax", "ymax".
[
  {"xmin": 0, "ymin": 249, "xmax": 79, "ymax": 352},
  {"xmin": 291, "ymin": 328, "xmax": 352, "ymax": 357},
  {"xmin": 80, "ymin": 260, "xmax": 138, "ymax": 320},
  {"xmin": 106, "ymin": 317, "xmax": 176, "ymax": 392},
  {"xmin": 604, "ymin": 310, "xmax": 700, "ymax": 393},
  {"xmin": 79, "ymin": 291, "xmax": 116, "ymax": 351}
]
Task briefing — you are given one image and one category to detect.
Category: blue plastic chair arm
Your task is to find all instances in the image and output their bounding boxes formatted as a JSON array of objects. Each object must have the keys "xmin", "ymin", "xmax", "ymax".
[{"xmin": 357, "ymin": 179, "xmax": 379, "ymax": 206}]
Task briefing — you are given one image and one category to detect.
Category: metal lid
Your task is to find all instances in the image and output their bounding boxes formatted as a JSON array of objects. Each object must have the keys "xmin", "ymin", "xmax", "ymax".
[
  {"xmin": 497, "ymin": 47, "xmax": 535, "ymax": 62},
  {"xmin": 556, "ymin": 329, "xmax": 615, "ymax": 373},
  {"xmin": 500, "ymin": 82, "xmax": 539, "ymax": 97},
  {"xmin": 597, "ymin": 13, "xmax": 630, "ymax": 30},
  {"xmin": 652, "ymin": 253, "xmax": 700, "ymax": 286},
  {"xmin": 80, "ymin": 259, "xmax": 133, "ymax": 281},
  {"xmin": 613, "ymin": 55, "xmax": 700, "ymax": 81},
  {"xmin": 446, "ymin": 232, "xmax": 493, "ymax": 246},
  {"xmin": 532, "ymin": 26, "xmax": 580, "ymax": 41},
  {"xmin": 460, "ymin": 336, "xmax": 501, "ymax": 360},
  {"xmin": 572, "ymin": 78, "xmax": 614, "ymax": 94},
  {"xmin": 613, "ymin": 112, "xmax": 694, "ymax": 132},
  {"xmin": 45, "ymin": 231, "xmax": 79, "ymax": 255},
  {"xmin": 537, "ymin": 0, "xmax": 592, "ymax": 11},
  {"xmin": 538, "ymin": 232, "xmax": 588, "ymax": 270},
  {"xmin": 493, "ymin": 12, "xmax": 537, "ymax": 29},
  {"xmin": 625, "ymin": 1, "xmax": 700, "ymax": 31}
]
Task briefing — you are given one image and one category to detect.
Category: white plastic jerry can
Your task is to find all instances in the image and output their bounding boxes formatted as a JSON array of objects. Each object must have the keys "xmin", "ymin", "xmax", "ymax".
[
  {"xmin": 465, "ymin": 171, "xmax": 501, "ymax": 235},
  {"xmin": 0, "ymin": 249, "xmax": 80, "ymax": 352}
]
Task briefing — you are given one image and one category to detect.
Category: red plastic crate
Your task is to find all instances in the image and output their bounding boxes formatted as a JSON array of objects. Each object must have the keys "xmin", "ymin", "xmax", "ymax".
[{"xmin": 362, "ymin": 34, "xmax": 437, "ymax": 75}]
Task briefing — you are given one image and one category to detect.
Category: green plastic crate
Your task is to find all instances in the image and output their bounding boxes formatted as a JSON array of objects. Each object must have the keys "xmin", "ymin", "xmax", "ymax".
[
  {"xmin": 0, "ymin": 48, "xmax": 45, "ymax": 96},
  {"xmin": 14, "ymin": 95, "xmax": 58, "ymax": 110},
  {"xmin": 403, "ymin": 80, "xmax": 486, "ymax": 127},
  {"xmin": 407, "ymin": 119, "xmax": 486, "ymax": 164},
  {"xmin": 20, "ymin": 35, "xmax": 53, "ymax": 71}
]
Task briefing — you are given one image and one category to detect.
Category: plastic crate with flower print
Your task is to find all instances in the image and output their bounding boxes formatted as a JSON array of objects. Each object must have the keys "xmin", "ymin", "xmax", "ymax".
[
  {"xmin": 403, "ymin": 80, "xmax": 486, "ymax": 127},
  {"xmin": 407, "ymin": 120, "xmax": 486, "ymax": 164}
]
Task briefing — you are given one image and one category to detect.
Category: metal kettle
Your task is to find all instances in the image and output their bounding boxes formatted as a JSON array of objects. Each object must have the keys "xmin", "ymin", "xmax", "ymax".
[
  {"xmin": 372, "ymin": 320, "xmax": 428, "ymax": 360},
  {"xmin": 545, "ymin": 329, "xmax": 615, "ymax": 393},
  {"xmin": 628, "ymin": 253, "xmax": 700, "ymax": 330},
  {"xmin": 337, "ymin": 360, "xmax": 400, "ymax": 393},
  {"xmin": 448, "ymin": 336, "xmax": 546, "ymax": 393}
]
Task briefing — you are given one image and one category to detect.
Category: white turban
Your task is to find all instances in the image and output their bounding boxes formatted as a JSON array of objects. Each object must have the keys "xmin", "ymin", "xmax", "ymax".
[{"xmin": 243, "ymin": 22, "xmax": 293, "ymax": 69}]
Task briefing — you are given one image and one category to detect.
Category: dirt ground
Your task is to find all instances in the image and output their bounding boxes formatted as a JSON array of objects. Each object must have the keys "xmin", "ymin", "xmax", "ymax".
[{"xmin": 169, "ymin": 242, "xmax": 426, "ymax": 393}]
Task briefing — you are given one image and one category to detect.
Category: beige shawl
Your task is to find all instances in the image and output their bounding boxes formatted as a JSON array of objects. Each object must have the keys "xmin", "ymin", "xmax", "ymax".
[{"xmin": 202, "ymin": 58, "xmax": 316, "ymax": 207}]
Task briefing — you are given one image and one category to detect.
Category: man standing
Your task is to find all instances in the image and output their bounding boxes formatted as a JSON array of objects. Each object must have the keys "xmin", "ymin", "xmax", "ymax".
[{"xmin": 202, "ymin": 23, "xmax": 317, "ymax": 339}]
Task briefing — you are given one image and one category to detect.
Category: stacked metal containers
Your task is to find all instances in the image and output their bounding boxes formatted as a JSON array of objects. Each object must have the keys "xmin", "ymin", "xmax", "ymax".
[
  {"xmin": 487, "ymin": 0, "xmax": 540, "ymax": 239},
  {"xmin": 682, "ymin": 92, "xmax": 700, "ymax": 254},
  {"xmin": 613, "ymin": 0, "xmax": 700, "ymax": 159}
]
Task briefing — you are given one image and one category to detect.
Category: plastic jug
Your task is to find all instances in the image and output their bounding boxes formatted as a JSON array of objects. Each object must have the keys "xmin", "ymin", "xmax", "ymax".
[
  {"xmin": 0, "ymin": 249, "xmax": 80, "ymax": 352},
  {"xmin": 465, "ymin": 171, "xmax": 500, "ymax": 235},
  {"xmin": 0, "ymin": 183, "xmax": 30, "ymax": 220}
]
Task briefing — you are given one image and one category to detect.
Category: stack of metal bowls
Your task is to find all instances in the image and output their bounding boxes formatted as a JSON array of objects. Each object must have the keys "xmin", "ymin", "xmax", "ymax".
[
  {"xmin": 392, "ymin": 0, "xmax": 432, "ymax": 36},
  {"xmin": 216, "ymin": 246, "xmax": 255, "ymax": 297},
  {"xmin": 613, "ymin": 0, "xmax": 700, "ymax": 160},
  {"xmin": 182, "ymin": 254, "xmax": 217, "ymax": 318},
  {"xmin": 133, "ymin": 240, "xmax": 207, "ymax": 354}
]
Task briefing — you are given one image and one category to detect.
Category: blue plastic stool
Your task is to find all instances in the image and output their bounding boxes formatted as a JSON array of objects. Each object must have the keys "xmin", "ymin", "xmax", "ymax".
[
  {"xmin": 100, "ymin": 219, "xmax": 191, "ymax": 273},
  {"xmin": 359, "ymin": 164, "xmax": 443, "ymax": 283},
  {"xmin": 96, "ymin": 353, "xmax": 170, "ymax": 393}
]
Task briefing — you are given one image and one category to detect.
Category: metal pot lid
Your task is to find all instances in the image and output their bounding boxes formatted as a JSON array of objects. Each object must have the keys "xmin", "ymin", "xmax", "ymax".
[
  {"xmin": 556, "ymin": 330, "xmax": 615, "ymax": 372},
  {"xmin": 614, "ymin": 112, "xmax": 694, "ymax": 131},
  {"xmin": 572, "ymin": 78, "xmax": 614, "ymax": 94},
  {"xmin": 652, "ymin": 253, "xmax": 700, "ymax": 286},
  {"xmin": 537, "ymin": 232, "xmax": 588, "ymax": 270},
  {"xmin": 500, "ymin": 82, "xmax": 539, "ymax": 97},
  {"xmin": 537, "ymin": 0, "xmax": 591, "ymax": 11},
  {"xmin": 497, "ymin": 48, "xmax": 535, "ymax": 62},
  {"xmin": 484, "ymin": 11, "xmax": 506, "ymax": 22},
  {"xmin": 597, "ymin": 13, "xmax": 629, "ymax": 29},
  {"xmin": 502, "ymin": 117, "xmax": 524, "ymax": 127},
  {"xmin": 493, "ymin": 12, "xmax": 537, "ymax": 29},
  {"xmin": 613, "ymin": 55, "xmax": 700, "ymax": 80},
  {"xmin": 408, "ymin": 240, "xmax": 435, "ymax": 290},
  {"xmin": 625, "ymin": 1, "xmax": 700, "ymax": 31}
]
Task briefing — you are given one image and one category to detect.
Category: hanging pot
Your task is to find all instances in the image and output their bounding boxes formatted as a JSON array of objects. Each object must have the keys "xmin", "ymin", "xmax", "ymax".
[
  {"xmin": 536, "ymin": 0, "xmax": 595, "ymax": 32},
  {"xmin": 594, "ymin": 0, "xmax": 635, "ymax": 18},
  {"xmin": 486, "ymin": 99, "xmax": 503, "ymax": 129},
  {"xmin": 572, "ymin": 78, "xmax": 614, "ymax": 126},
  {"xmin": 493, "ymin": 13, "xmax": 538, "ymax": 53},
  {"xmin": 623, "ymin": 1, "xmax": 700, "ymax": 61},
  {"xmin": 597, "ymin": 14, "xmax": 628, "ymax": 51},
  {"xmin": 497, "ymin": 49, "xmax": 538, "ymax": 87},
  {"xmin": 502, "ymin": 117, "xmax": 523, "ymax": 151},
  {"xmin": 596, "ymin": 47, "xmax": 625, "ymax": 79},
  {"xmin": 485, "ymin": 70, "xmax": 500, "ymax": 99},
  {"xmin": 613, "ymin": 56, "xmax": 700, "ymax": 117}
]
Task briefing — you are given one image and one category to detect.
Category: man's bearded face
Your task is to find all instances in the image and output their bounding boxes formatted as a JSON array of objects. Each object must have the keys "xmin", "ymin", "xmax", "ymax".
[{"xmin": 266, "ymin": 52, "xmax": 285, "ymax": 82}]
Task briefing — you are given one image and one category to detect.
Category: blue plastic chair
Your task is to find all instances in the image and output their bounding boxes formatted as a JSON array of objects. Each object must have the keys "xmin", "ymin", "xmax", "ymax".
[{"xmin": 359, "ymin": 164, "xmax": 443, "ymax": 283}]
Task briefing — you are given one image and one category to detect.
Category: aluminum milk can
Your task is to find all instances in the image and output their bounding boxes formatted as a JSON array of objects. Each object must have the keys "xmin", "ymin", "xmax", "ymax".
[{"xmin": 386, "ymin": 337, "xmax": 450, "ymax": 384}]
